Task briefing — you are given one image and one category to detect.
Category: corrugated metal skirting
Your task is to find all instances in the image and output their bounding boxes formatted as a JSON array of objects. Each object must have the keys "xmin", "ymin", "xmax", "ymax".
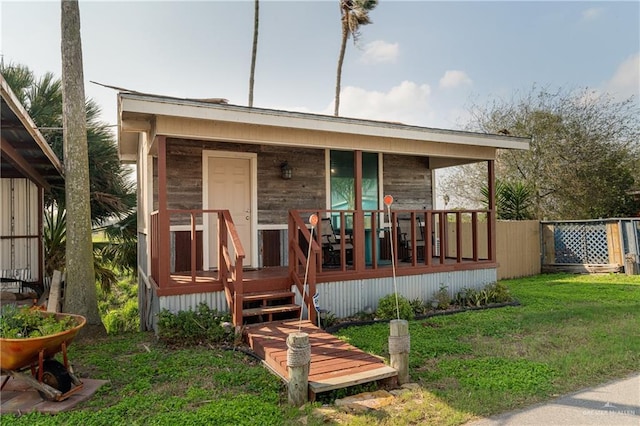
[
  {"xmin": 158, "ymin": 291, "xmax": 228, "ymax": 314},
  {"xmin": 303, "ymin": 268, "xmax": 498, "ymax": 319},
  {"xmin": 149, "ymin": 268, "xmax": 497, "ymax": 325}
]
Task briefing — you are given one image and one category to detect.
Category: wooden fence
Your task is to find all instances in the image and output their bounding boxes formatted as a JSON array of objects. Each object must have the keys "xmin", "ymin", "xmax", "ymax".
[{"xmin": 445, "ymin": 219, "xmax": 541, "ymax": 280}]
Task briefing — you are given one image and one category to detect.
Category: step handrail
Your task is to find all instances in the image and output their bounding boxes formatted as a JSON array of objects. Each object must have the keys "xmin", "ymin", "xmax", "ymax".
[{"xmin": 288, "ymin": 211, "xmax": 321, "ymax": 325}]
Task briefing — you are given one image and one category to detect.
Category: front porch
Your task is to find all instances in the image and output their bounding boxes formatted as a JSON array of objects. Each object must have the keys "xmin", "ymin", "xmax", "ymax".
[{"xmin": 147, "ymin": 205, "xmax": 498, "ymax": 327}]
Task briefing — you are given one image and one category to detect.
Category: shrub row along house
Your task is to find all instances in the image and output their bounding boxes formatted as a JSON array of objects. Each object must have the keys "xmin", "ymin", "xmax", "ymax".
[{"xmin": 117, "ymin": 91, "xmax": 529, "ymax": 331}]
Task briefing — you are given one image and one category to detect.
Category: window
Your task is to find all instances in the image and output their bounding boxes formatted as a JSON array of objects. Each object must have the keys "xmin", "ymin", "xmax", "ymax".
[{"xmin": 330, "ymin": 150, "xmax": 379, "ymax": 212}]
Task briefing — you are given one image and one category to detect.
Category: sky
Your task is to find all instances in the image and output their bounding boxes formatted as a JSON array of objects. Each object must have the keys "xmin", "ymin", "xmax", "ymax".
[{"xmin": 1, "ymin": 0, "xmax": 638, "ymax": 132}]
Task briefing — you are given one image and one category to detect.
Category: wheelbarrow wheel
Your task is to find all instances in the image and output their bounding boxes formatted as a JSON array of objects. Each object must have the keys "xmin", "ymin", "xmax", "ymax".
[{"xmin": 38, "ymin": 359, "xmax": 72, "ymax": 394}]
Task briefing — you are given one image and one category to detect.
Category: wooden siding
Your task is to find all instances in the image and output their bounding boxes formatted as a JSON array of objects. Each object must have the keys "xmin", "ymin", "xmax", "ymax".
[
  {"xmin": 158, "ymin": 138, "xmax": 325, "ymax": 226},
  {"xmin": 153, "ymin": 138, "xmax": 446, "ymax": 228},
  {"xmin": 256, "ymin": 145, "xmax": 325, "ymax": 224},
  {"xmin": 382, "ymin": 154, "xmax": 432, "ymax": 210}
]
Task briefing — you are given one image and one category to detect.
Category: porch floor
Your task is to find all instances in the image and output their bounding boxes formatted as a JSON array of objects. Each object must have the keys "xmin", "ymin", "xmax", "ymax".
[{"xmin": 244, "ymin": 319, "xmax": 397, "ymax": 400}]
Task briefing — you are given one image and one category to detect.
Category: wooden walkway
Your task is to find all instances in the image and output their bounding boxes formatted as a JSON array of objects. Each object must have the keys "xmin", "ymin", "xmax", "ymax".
[{"xmin": 244, "ymin": 320, "xmax": 397, "ymax": 400}]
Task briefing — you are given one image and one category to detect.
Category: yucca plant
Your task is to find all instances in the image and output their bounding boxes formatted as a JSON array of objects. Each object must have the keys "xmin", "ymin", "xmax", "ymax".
[{"xmin": 482, "ymin": 180, "xmax": 534, "ymax": 220}]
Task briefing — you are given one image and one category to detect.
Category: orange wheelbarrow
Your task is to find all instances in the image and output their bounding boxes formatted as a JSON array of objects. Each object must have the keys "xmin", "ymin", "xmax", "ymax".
[{"xmin": 1, "ymin": 312, "xmax": 86, "ymax": 401}]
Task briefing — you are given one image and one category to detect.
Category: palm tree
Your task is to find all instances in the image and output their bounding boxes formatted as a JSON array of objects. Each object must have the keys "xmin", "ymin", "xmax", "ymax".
[
  {"xmin": 334, "ymin": 0, "xmax": 378, "ymax": 116},
  {"xmin": 61, "ymin": 0, "xmax": 101, "ymax": 325},
  {"xmin": 248, "ymin": 0, "xmax": 259, "ymax": 107}
]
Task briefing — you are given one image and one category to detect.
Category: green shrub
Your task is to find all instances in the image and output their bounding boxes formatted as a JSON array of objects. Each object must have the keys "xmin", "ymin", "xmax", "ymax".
[
  {"xmin": 410, "ymin": 297, "xmax": 427, "ymax": 316},
  {"xmin": 485, "ymin": 281, "xmax": 513, "ymax": 303},
  {"xmin": 376, "ymin": 294, "xmax": 415, "ymax": 321},
  {"xmin": 318, "ymin": 310, "xmax": 338, "ymax": 328},
  {"xmin": 432, "ymin": 284, "xmax": 451, "ymax": 310},
  {"xmin": 157, "ymin": 303, "xmax": 233, "ymax": 346},
  {"xmin": 103, "ymin": 298, "xmax": 139, "ymax": 334}
]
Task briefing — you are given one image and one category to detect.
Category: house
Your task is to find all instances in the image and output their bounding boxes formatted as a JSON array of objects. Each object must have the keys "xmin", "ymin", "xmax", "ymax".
[
  {"xmin": 0, "ymin": 74, "xmax": 64, "ymax": 293},
  {"xmin": 117, "ymin": 91, "xmax": 529, "ymax": 331}
]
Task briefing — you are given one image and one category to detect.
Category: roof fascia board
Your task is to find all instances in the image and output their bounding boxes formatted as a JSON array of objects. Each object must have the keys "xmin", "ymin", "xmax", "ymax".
[
  {"xmin": 152, "ymin": 115, "xmax": 497, "ymax": 160},
  {"xmin": 1, "ymin": 136, "xmax": 49, "ymax": 188},
  {"xmin": 1, "ymin": 75, "xmax": 64, "ymax": 179},
  {"xmin": 119, "ymin": 94, "xmax": 530, "ymax": 151}
]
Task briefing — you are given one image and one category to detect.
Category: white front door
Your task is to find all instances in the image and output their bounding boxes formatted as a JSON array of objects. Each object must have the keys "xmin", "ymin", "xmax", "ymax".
[{"xmin": 205, "ymin": 154, "xmax": 254, "ymax": 268}]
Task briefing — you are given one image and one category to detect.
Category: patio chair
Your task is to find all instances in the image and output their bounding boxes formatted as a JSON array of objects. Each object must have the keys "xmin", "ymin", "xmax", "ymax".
[
  {"xmin": 320, "ymin": 217, "xmax": 353, "ymax": 266},
  {"xmin": 397, "ymin": 217, "xmax": 425, "ymax": 261}
]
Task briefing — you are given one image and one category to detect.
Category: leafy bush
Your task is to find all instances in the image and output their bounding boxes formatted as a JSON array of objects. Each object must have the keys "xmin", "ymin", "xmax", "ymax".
[
  {"xmin": 432, "ymin": 284, "xmax": 451, "ymax": 310},
  {"xmin": 102, "ymin": 298, "xmax": 139, "ymax": 334},
  {"xmin": 455, "ymin": 283, "xmax": 513, "ymax": 308},
  {"xmin": 376, "ymin": 294, "xmax": 415, "ymax": 321},
  {"xmin": 98, "ymin": 275, "xmax": 139, "ymax": 334},
  {"xmin": 157, "ymin": 303, "xmax": 233, "ymax": 346},
  {"xmin": 318, "ymin": 310, "xmax": 338, "ymax": 328},
  {"xmin": 485, "ymin": 281, "xmax": 512, "ymax": 303},
  {"xmin": 410, "ymin": 297, "xmax": 428, "ymax": 316},
  {"xmin": 0, "ymin": 305, "xmax": 77, "ymax": 339}
]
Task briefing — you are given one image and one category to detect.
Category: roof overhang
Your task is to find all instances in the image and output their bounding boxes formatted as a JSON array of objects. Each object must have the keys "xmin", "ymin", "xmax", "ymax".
[
  {"xmin": 118, "ymin": 92, "xmax": 530, "ymax": 167},
  {"xmin": 1, "ymin": 75, "xmax": 64, "ymax": 189}
]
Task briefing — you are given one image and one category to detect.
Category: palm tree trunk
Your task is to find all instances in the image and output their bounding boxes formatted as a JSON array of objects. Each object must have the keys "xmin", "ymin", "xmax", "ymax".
[
  {"xmin": 334, "ymin": 24, "xmax": 348, "ymax": 117},
  {"xmin": 248, "ymin": 0, "xmax": 259, "ymax": 107},
  {"xmin": 60, "ymin": 0, "xmax": 101, "ymax": 326}
]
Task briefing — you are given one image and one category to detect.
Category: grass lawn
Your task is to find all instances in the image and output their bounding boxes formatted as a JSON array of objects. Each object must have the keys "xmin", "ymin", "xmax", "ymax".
[{"xmin": 2, "ymin": 273, "xmax": 638, "ymax": 425}]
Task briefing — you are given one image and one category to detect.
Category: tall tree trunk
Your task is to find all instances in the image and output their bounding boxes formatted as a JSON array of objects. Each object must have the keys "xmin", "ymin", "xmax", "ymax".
[
  {"xmin": 248, "ymin": 0, "xmax": 259, "ymax": 107},
  {"xmin": 334, "ymin": 24, "xmax": 348, "ymax": 117},
  {"xmin": 60, "ymin": 0, "xmax": 101, "ymax": 325}
]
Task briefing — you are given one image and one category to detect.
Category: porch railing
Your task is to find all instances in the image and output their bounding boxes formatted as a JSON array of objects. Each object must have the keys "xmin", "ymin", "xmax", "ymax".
[
  {"xmin": 149, "ymin": 209, "xmax": 245, "ymax": 324},
  {"xmin": 298, "ymin": 209, "xmax": 494, "ymax": 276},
  {"xmin": 288, "ymin": 211, "xmax": 321, "ymax": 325}
]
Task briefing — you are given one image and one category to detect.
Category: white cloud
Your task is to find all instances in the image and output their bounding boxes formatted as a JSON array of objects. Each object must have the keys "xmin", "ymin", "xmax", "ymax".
[
  {"xmin": 582, "ymin": 7, "xmax": 603, "ymax": 22},
  {"xmin": 360, "ymin": 40, "xmax": 399, "ymax": 64},
  {"xmin": 439, "ymin": 70, "xmax": 473, "ymax": 89},
  {"xmin": 603, "ymin": 53, "xmax": 640, "ymax": 101},
  {"xmin": 324, "ymin": 80, "xmax": 438, "ymax": 127}
]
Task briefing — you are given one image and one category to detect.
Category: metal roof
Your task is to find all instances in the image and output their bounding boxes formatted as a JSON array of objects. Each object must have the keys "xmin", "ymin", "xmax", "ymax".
[
  {"xmin": 118, "ymin": 91, "xmax": 531, "ymax": 153},
  {"xmin": 1, "ymin": 74, "xmax": 64, "ymax": 189}
]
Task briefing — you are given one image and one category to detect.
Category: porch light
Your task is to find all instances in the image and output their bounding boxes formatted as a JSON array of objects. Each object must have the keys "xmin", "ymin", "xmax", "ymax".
[{"xmin": 280, "ymin": 161, "xmax": 292, "ymax": 179}]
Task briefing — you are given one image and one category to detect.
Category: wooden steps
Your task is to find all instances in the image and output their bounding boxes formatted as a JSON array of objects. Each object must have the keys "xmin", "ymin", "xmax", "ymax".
[
  {"xmin": 242, "ymin": 290, "xmax": 295, "ymax": 302},
  {"xmin": 241, "ymin": 290, "xmax": 300, "ymax": 324},
  {"xmin": 242, "ymin": 304, "xmax": 301, "ymax": 317}
]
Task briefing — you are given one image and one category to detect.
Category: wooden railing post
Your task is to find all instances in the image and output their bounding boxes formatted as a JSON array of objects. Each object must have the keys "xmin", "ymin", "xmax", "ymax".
[
  {"xmin": 157, "ymin": 136, "xmax": 169, "ymax": 289},
  {"xmin": 439, "ymin": 212, "xmax": 446, "ymax": 264},
  {"xmin": 190, "ymin": 212, "xmax": 197, "ymax": 284},
  {"xmin": 488, "ymin": 160, "xmax": 497, "ymax": 262},
  {"xmin": 425, "ymin": 211, "xmax": 432, "ymax": 266},
  {"xmin": 472, "ymin": 212, "xmax": 479, "ymax": 261},
  {"xmin": 456, "ymin": 211, "xmax": 462, "ymax": 263}
]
